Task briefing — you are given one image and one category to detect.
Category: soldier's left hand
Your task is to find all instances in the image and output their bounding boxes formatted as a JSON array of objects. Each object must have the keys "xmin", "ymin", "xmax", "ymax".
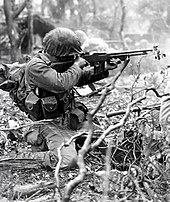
[
  {"xmin": 105, "ymin": 58, "xmax": 121, "ymax": 70},
  {"xmin": 83, "ymin": 65, "xmax": 94, "ymax": 74}
]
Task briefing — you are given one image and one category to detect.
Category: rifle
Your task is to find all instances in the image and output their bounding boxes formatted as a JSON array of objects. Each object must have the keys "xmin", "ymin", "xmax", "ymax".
[
  {"xmin": 51, "ymin": 45, "xmax": 164, "ymax": 72},
  {"xmin": 48, "ymin": 45, "xmax": 166, "ymax": 92},
  {"xmin": 76, "ymin": 45, "xmax": 164, "ymax": 92},
  {"xmin": 81, "ymin": 45, "xmax": 164, "ymax": 74}
]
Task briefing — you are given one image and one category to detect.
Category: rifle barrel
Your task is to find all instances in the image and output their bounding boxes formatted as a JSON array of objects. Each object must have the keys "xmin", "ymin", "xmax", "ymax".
[
  {"xmin": 111, "ymin": 49, "xmax": 153, "ymax": 56},
  {"xmin": 82, "ymin": 48, "xmax": 154, "ymax": 63}
]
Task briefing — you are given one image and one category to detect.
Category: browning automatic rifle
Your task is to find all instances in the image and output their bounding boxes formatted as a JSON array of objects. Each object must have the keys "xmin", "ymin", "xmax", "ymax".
[
  {"xmin": 52, "ymin": 45, "xmax": 164, "ymax": 73},
  {"xmin": 51, "ymin": 45, "xmax": 165, "ymax": 90},
  {"xmin": 82, "ymin": 45, "xmax": 164, "ymax": 73}
]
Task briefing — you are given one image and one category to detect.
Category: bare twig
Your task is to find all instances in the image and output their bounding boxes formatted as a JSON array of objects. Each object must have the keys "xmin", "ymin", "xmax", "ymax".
[
  {"xmin": 86, "ymin": 58, "xmax": 130, "ymax": 98},
  {"xmin": 57, "ymin": 63, "xmax": 162, "ymax": 201},
  {"xmin": 0, "ymin": 119, "xmax": 54, "ymax": 132},
  {"xmin": 12, "ymin": 0, "xmax": 27, "ymax": 19},
  {"xmin": 55, "ymin": 144, "xmax": 64, "ymax": 187},
  {"xmin": 129, "ymin": 175, "xmax": 147, "ymax": 201},
  {"xmin": 61, "ymin": 59, "xmax": 130, "ymax": 201},
  {"xmin": 91, "ymin": 92, "xmax": 147, "ymax": 150},
  {"xmin": 63, "ymin": 115, "xmax": 94, "ymax": 202},
  {"xmin": 54, "ymin": 132, "xmax": 88, "ymax": 191},
  {"xmin": 102, "ymin": 141, "xmax": 112, "ymax": 201}
]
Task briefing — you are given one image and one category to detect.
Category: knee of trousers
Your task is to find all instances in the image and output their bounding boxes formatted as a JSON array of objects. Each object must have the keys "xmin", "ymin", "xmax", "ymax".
[
  {"xmin": 44, "ymin": 144, "xmax": 78, "ymax": 169},
  {"xmin": 58, "ymin": 145, "xmax": 78, "ymax": 169}
]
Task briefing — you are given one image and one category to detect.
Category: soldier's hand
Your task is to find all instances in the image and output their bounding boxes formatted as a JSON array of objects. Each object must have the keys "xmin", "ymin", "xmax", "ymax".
[
  {"xmin": 75, "ymin": 56, "xmax": 89, "ymax": 69},
  {"xmin": 105, "ymin": 58, "xmax": 121, "ymax": 70},
  {"xmin": 83, "ymin": 65, "xmax": 94, "ymax": 74}
]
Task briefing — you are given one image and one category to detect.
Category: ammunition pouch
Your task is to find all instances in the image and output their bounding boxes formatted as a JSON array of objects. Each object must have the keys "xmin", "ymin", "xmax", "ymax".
[
  {"xmin": 25, "ymin": 92, "xmax": 60, "ymax": 120},
  {"xmin": 69, "ymin": 102, "xmax": 88, "ymax": 130},
  {"xmin": 25, "ymin": 91, "xmax": 43, "ymax": 121},
  {"xmin": 41, "ymin": 96, "xmax": 58, "ymax": 119},
  {"xmin": 24, "ymin": 89, "xmax": 88, "ymax": 129}
]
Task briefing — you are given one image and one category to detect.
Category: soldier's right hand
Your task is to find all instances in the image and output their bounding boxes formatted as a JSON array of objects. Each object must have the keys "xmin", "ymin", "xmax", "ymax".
[{"xmin": 75, "ymin": 56, "xmax": 89, "ymax": 69}]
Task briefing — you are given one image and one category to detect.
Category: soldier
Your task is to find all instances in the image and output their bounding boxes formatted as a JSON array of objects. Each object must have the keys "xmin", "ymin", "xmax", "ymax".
[
  {"xmin": 0, "ymin": 27, "xmax": 118, "ymax": 169},
  {"xmin": 16, "ymin": 27, "xmax": 117, "ymax": 170}
]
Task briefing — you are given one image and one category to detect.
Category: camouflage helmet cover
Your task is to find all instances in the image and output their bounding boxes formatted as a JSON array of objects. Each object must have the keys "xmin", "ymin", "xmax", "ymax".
[{"xmin": 43, "ymin": 27, "xmax": 82, "ymax": 57}]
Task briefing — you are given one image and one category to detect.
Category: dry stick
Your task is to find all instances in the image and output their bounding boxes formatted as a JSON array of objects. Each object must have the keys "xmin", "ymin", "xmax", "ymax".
[
  {"xmin": 102, "ymin": 141, "xmax": 112, "ymax": 201},
  {"xmin": 91, "ymin": 87, "xmax": 168, "ymax": 150},
  {"xmin": 129, "ymin": 175, "xmax": 147, "ymax": 201},
  {"xmin": 91, "ymin": 93, "xmax": 147, "ymax": 151},
  {"xmin": 55, "ymin": 132, "xmax": 88, "ymax": 186},
  {"xmin": 91, "ymin": 58, "xmax": 130, "ymax": 116},
  {"xmin": 63, "ymin": 114, "xmax": 94, "ymax": 202},
  {"xmin": 54, "ymin": 132, "xmax": 86, "ymax": 201},
  {"xmin": 54, "ymin": 131, "xmax": 89, "ymax": 197},
  {"xmin": 0, "ymin": 119, "xmax": 54, "ymax": 132},
  {"xmin": 86, "ymin": 58, "xmax": 130, "ymax": 98},
  {"xmin": 62, "ymin": 59, "xmax": 130, "ymax": 202}
]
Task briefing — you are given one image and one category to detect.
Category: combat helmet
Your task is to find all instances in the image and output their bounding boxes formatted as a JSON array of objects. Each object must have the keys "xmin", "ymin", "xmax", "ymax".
[
  {"xmin": 75, "ymin": 30, "xmax": 88, "ymax": 46},
  {"xmin": 43, "ymin": 27, "xmax": 82, "ymax": 57}
]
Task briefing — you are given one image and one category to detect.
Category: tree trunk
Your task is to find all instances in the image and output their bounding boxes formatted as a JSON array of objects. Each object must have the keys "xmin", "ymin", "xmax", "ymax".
[
  {"xmin": 119, "ymin": 0, "xmax": 128, "ymax": 50},
  {"xmin": 27, "ymin": 0, "xmax": 33, "ymax": 54},
  {"xmin": 55, "ymin": 0, "xmax": 70, "ymax": 19},
  {"xmin": 3, "ymin": 0, "xmax": 27, "ymax": 62},
  {"xmin": 167, "ymin": 2, "xmax": 170, "ymax": 26},
  {"xmin": 3, "ymin": 0, "xmax": 18, "ymax": 62}
]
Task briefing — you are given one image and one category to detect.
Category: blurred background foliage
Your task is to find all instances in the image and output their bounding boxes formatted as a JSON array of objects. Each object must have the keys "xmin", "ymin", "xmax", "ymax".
[{"xmin": 0, "ymin": 0, "xmax": 169, "ymax": 73}]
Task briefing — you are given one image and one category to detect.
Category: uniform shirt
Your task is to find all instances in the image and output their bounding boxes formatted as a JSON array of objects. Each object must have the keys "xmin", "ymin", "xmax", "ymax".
[{"xmin": 25, "ymin": 53, "xmax": 84, "ymax": 94}]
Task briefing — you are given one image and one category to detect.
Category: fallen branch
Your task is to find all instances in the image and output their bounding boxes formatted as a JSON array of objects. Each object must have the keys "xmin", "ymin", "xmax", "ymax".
[
  {"xmin": 0, "ymin": 119, "xmax": 54, "ymax": 132},
  {"xmin": 106, "ymin": 103, "xmax": 160, "ymax": 117},
  {"xmin": 13, "ymin": 181, "xmax": 56, "ymax": 199},
  {"xmin": 0, "ymin": 158, "xmax": 43, "ymax": 170}
]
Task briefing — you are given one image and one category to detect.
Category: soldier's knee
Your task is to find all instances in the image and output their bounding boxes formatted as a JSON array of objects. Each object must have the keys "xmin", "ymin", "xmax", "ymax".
[
  {"xmin": 44, "ymin": 146, "xmax": 78, "ymax": 169},
  {"xmin": 61, "ymin": 151, "xmax": 78, "ymax": 169},
  {"xmin": 43, "ymin": 151, "xmax": 58, "ymax": 169},
  {"xmin": 69, "ymin": 154, "xmax": 78, "ymax": 168}
]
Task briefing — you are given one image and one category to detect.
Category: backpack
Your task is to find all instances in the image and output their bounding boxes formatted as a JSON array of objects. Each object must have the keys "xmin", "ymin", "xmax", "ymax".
[{"xmin": 0, "ymin": 62, "xmax": 28, "ymax": 113}]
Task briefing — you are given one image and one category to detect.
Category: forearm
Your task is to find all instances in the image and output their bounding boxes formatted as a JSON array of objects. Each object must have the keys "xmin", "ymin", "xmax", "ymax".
[{"xmin": 76, "ymin": 69, "xmax": 109, "ymax": 86}]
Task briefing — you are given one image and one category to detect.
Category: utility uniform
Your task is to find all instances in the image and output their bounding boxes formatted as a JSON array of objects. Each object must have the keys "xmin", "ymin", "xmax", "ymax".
[{"xmin": 21, "ymin": 28, "xmax": 109, "ymax": 169}]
